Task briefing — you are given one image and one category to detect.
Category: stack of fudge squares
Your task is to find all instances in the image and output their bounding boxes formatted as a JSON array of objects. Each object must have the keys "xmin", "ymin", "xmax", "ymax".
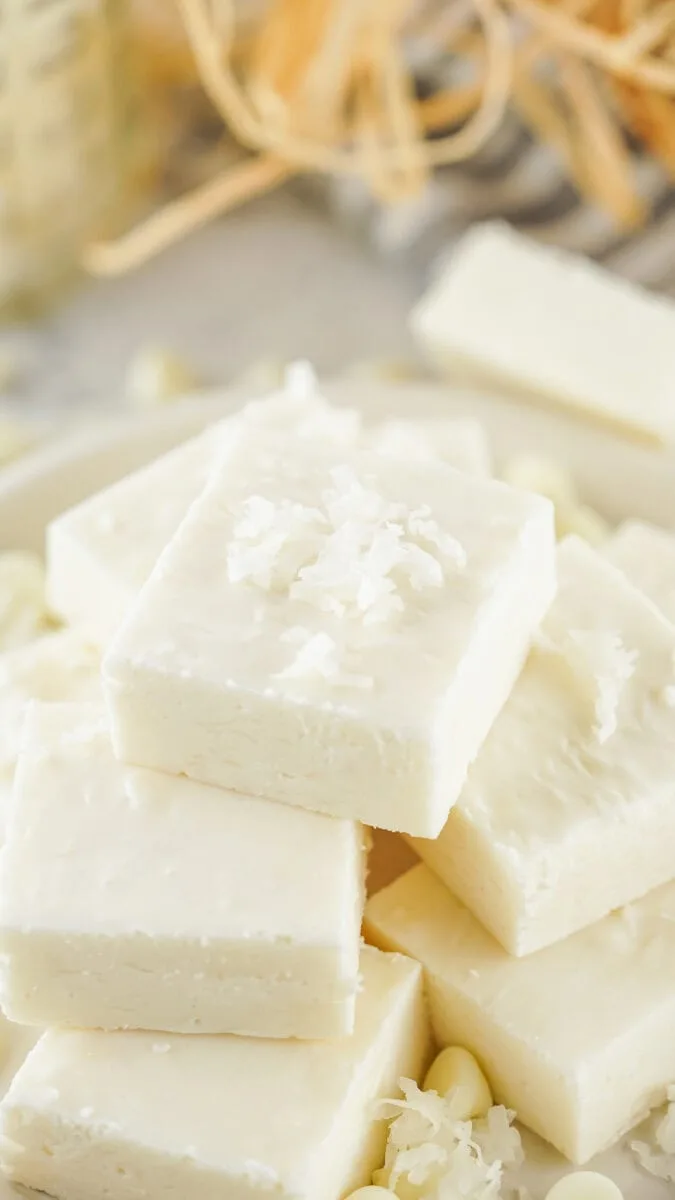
[{"xmin": 2, "ymin": 371, "xmax": 675, "ymax": 1198}]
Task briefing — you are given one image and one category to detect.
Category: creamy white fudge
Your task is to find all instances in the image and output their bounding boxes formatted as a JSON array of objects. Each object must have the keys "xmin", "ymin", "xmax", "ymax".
[
  {"xmin": 365, "ymin": 864, "xmax": 675, "ymax": 1165},
  {"xmin": 46, "ymin": 426, "xmax": 225, "ymax": 642},
  {"xmin": 0, "ymin": 948, "xmax": 430, "ymax": 1200},
  {"xmin": 47, "ymin": 394, "xmax": 490, "ymax": 644},
  {"xmin": 0, "ymin": 703, "xmax": 366, "ymax": 1037},
  {"xmin": 412, "ymin": 222, "xmax": 675, "ymax": 443},
  {"xmin": 604, "ymin": 520, "xmax": 675, "ymax": 622},
  {"xmin": 0, "ymin": 629, "xmax": 101, "ymax": 831},
  {"xmin": 103, "ymin": 439, "xmax": 554, "ymax": 835},
  {"xmin": 412, "ymin": 535, "xmax": 675, "ymax": 955},
  {"xmin": 46, "ymin": 386, "xmax": 361, "ymax": 643}
]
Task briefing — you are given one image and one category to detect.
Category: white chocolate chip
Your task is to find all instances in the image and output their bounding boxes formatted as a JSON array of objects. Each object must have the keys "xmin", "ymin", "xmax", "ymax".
[
  {"xmin": 126, "ymin": 347, "xmax": 202, "ymax": 408},
  {"xmin": 544, "ymin": 1172, "xmax": 624, "ymax": 1200},
  {"xmin": 346, "ymin": 1189, "xmax": 393, "ymax": 1200},
  {"xmin": 423, "ymin": 1046, "xmax": 493, "ymax": 1120}
]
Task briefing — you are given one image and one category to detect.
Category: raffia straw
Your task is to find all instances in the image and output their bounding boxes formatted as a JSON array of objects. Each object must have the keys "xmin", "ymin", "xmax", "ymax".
[
  {"xmin": 504, "ymin": 0, "xmax": 675, "ymax": 90},
  {"xmin": 86, "ymin": 0, "xmax": 511, "ymax": 275},
  {"xmin": 557, "ymin": 54, "xmax": 645, "ymax": 223},
  {"xmin": 86, "ymin": 0, "xmax": 675, "ymax": 278},
  {"xmin": 83, "ymin": 155, "xmax": 292, "ymax": 276}
]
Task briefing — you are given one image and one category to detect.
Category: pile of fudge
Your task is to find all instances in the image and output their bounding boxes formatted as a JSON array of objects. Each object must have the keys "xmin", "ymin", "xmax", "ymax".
[{"xmin": 0, "ymin": 226, "xmax": 674, "ymax": 1200}]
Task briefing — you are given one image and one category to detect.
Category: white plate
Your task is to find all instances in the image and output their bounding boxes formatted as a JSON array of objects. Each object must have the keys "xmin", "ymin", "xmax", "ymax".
[{"xmin": 0, "ymin": 383, "xmax": 672, "ymax": 1200}]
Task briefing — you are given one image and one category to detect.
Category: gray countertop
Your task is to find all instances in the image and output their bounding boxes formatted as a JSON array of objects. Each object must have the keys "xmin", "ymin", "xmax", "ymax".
[{"xmin": 1, "ymin": 189, "xmax": 425, "ymax": 416}]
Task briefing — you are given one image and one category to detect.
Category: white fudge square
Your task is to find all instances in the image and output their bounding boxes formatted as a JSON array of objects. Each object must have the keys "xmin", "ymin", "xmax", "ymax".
[
  {"xmin": 47, "ymin": 396, "xmax": 490, "ymax": 645},
  {"xmin": 412, "ymin": 536, "xmax": 675, "ymax": 955},
  {"xmin": 412, "ymin": 221, "xmax": 675, "ymax": 443},
  {"xmin": 46, "ymin": 426, "xmax": 226, "ymax": 643},
  {"xmin": 0, "ymin": 702, "xmax": 366, "ymax": 1038},
  {"xmin": 0, "ymin": 948, "xmax": 431, "ymax": 1200},
  {"xmin": 45, "ymin": 388, "xmax": 362, "ymax": 644},
  {"xmin": 604, "ymin": 519, "xmax": 675, "ymax": 622},
  {"xmin": 365, "ymin": 865, "xmax": 675, "ymax": 1165},
  {"xmin": 103, "ymin": 441, "xmax": 554, "ymax": 835},
  {"xmin": 0, "ymin": 629, "xmax": 101, "ymax": 832}
]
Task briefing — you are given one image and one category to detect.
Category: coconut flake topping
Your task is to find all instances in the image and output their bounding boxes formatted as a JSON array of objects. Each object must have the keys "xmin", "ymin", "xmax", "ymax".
[
  {"xmin": 376, "ymin": 1078, "xmax": 523, "ymax": 1198},
  {"xmin": 538, "ymin": 628, "xmax": 638, "ymax": 745},
  {"xmin": 227, "ymin": 466, "xmax": 465, "ymax": 628},
  {"xmin": 632, "ymin": 1085, "xmax": 675, "ymax": 1182}
]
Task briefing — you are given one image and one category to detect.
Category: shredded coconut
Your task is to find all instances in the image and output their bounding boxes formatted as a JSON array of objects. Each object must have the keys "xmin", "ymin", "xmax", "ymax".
[
  {"xmin": 275, "ymin": 628, "xmax": 373, "ymax": 689},
  {"xmin": 376, "ymin": 1078, "xmax": 523, "ymax": 1199},
  {"xmin": 227, "ymin": 467, "xmax": 464, "ymax": 634},
  {"xmin": 632, "ymin": 1085, "xmax": 675, "ymax": 1182},
  {"xmin": 539, "ymin": 628, "xmax": 637, "ymax": 745}
]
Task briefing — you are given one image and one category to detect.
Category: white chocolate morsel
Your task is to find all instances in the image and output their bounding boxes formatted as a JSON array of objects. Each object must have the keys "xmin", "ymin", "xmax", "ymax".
[
  {"xmin": 502, "ymin": 454, "xmax": 577, "ymax": 508},
  {"xmin": 125, "ymin": 347, "xmax": 203, "ymax": 408},
  {"xmin": 423, "ymin": 1046, "xmax": 493, "ymax": 1119},
  {"xmin": 413, "ymin": 221, "xmax": 675, "ymax": 444},
  {"xmin": 502, "ymin": 454, "xmax": 610, "ymax": 546},
  {"xmin": 346, "ymin": 1190, "xmax": 392, "ymax": 1199},
  {"xmin": 604, "ymin": 520, "xmax": 675, "ymax": 623},
  {"xmin": 556, "ymin": 503, "xmax": 610, "ymax": 547},
  {"xmin": 0, "ymin": 949, "xmax": 431, "ymax": 1200},
  {"xmin": 0, "ymin": 703, "xmax": 366, "ymax": 1038},
  {"xmin": 103, "ymin": 437, "xmax": 554, "ymax": 836},
  {"xmin": 411, "ymin": 536, "xmax": 675, "ymax": 954},
  {"xmin": 365, "ymin": 864, "xmax": 675, "ymax": 1164},
  {"xmin": 0, "ymin": 552, "xmax": 50, "ymax": 652},
  {"xmin": 545, "ymin": 1173, "xmax": 624, "ymax": 1200}
]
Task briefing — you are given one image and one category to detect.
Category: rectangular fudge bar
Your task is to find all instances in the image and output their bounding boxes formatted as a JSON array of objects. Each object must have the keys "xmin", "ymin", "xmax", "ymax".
[
  {"xmin": 103, "ymin": 439, "xmax": 554, "ymax": 835},
  {"xmin": 0, "ymin": 703, "xmax": 366, "ymax": 1038},
  {"xmin": 45, "ymin": 387, "xmax": 362, "ymax": 643},
  {"xmin": 411, "ymin": 535, "xmax": 675, "ymax": 954},
  {"xmin": 46, "ymin": 425, "xmax": 226, "ymax": 642},
  {"xmin": 0, "ymin": 629, "xmax": 101, "ymax": 832},
  {"xmin": 365, "ymin": 864, "xmax": 675, "ymax": 1165},
  {"xmin": 604, "ymin": 519, "xmax": 675, "ymax": 622},
  {"xmin": 47, "ymin": 389, "xmax": 490, "ymax": 645},
  {"xmin": 412, "ymin": 221, "xmax": 675, "ymax": 443},
  {"xmin": 0, "ymin": 947, "xmax": 431, "ymax": 1200}
]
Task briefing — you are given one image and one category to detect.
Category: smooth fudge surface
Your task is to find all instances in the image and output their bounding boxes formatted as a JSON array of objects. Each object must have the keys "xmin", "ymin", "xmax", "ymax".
[
  {"xmin": 412, "ymin": 221, "xmax": 675, "ymax": 443},
  {"xmin": 0, "ymin": 703, "xmax": 365, "ymax": 1038},
  {"xmin": 103, "ymin": 439, "xmax": 554, "ymax": 835},
  {"xmin": 46, "ymin": 392, "xmax": 491, "ymax": 647},
  {"xmin": 46, "ymin": 426, "xmax": 224, "ymax": 642},
  {"xmin": 412, "ymin": 536, "xmax": 675, "ymax": 954},
  {"xmin": 0, "ymin": 948, "xmax": 430, "ymax": 1200},
  {"xmin": 365, "ymin": 864, "xmax": 675, "ymax": 1165}
]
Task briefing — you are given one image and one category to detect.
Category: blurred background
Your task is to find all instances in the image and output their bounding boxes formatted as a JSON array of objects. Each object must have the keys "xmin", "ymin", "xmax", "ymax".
[{"xmin": 1, "ymin": 0, "xmax": 675, "ymax": 417}]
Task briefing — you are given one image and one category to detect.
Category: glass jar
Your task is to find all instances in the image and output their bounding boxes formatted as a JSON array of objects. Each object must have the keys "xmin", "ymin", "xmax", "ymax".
[{"xmin": 0, "ymin": 0, "xmax": 153, "ymax": 315}]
